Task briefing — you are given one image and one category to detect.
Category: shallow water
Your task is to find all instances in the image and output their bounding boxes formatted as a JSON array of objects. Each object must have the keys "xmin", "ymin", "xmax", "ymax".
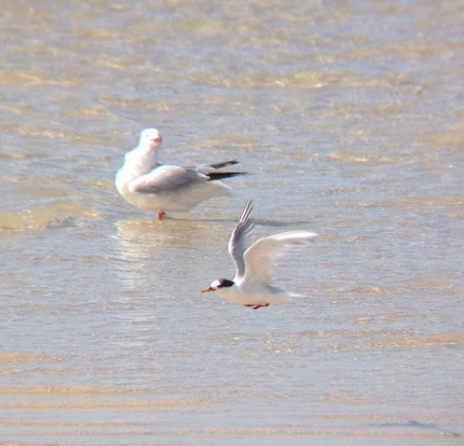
[{"xmin": 1, "ymin": 0, "xmax": 463, "ymax": 445}]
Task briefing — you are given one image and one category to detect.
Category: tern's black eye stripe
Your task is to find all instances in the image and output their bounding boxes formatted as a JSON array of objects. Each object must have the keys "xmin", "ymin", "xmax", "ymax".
[{"xmin": 218, "ymin": 279, "xmax": 234, "ymax": 288}]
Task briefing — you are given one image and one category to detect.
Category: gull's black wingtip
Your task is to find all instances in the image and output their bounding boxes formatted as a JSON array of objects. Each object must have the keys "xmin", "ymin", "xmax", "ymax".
[
  {"xmin": 209, "ymin": 160, "xmax": 240, "ymax": 169},
  {"xmin": 207, "ymin": 171, "xmax": 248, "ymax": 181}
]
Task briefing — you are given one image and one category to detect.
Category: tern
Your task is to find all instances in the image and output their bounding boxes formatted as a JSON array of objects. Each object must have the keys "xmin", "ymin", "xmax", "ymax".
[
  {"xmin": 201, "ymin": 201, "xmax": 318, "ymax": 309},
  {"xmin": 115, "ymin": 128, "xmax": 246, "ymax": 219}
]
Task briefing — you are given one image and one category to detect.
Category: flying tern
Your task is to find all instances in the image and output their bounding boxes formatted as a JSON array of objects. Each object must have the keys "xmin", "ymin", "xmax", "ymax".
[{"xmin": 201, "ymin": 201, "xmax": 318, "ymax": 309}]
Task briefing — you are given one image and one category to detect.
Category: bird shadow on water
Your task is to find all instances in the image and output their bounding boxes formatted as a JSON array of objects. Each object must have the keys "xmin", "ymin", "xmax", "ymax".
[
  {"xmin": 374, "ymin": 420, "xmax": 462, "ymax": 438},
  {"xmin": 194, "ymin": 216, "xmax": 316, "ymax": 229},
  {"xmin": 255, "ymin": 217, "xmax": 317, "ymax": 229}
]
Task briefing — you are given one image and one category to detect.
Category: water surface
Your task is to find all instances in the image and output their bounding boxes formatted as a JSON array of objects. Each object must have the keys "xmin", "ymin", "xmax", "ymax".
[{"xmin": 0, "ymin": 0, "xmax": 463, "ymax": 445}]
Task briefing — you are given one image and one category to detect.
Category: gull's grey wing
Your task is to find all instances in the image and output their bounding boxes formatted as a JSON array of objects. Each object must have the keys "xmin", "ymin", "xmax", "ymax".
[
  {"xmin": 128, "ymin": 165, "xmax": 206, "ymax": 194},
  {"xmin": 228, "ymin": 200, "xmax": 255, "ymax": 279},
  {"xmin": 243, "ymin": 231, "xmax": 318, "ymax": 285}
]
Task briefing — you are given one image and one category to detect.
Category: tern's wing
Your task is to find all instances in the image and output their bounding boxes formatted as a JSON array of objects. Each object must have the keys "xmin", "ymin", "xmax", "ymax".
[
  {"xmin": 128, "ymin": 165, "xmax": 205, "ymax": 194},
  {"xmin": 243, "ymin": 231, "xmax": 318, "ymax": 284},
  {"xmin": 228, "ymin": 201, "xmax": 255, "ymax": 278}
]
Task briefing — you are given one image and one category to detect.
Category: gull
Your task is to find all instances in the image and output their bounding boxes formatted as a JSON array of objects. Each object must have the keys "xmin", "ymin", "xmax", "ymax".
[
  {"xmin": 115, "ymin": 128, "xmax": 246, "ymax": 219},
  {"xmin": 201, "ymin": 201, "xmax": 318, "ymax": 309}
]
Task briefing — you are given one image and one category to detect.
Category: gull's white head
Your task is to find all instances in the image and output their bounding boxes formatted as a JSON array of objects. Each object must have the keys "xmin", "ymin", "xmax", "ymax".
[
  {"xmin": 139, "ymin": 128, "xmax": 162, "ymax": 148},
  {"xmin": 200, "ymin": 278, "xmax": 235, "ymax": 293}
]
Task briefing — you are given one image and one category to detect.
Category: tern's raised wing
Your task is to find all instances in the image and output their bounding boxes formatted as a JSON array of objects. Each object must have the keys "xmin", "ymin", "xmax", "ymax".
[
  {"xmin": 243, "ymin": 231, "xmax": 318, "ymax": 284},
  {"xmin": 128, "ymin": 165, "xmax": 205, "ymax": 194},
  {"xmin": 228, "ymin": 201, "xmax": 255, "ymax": 278}
]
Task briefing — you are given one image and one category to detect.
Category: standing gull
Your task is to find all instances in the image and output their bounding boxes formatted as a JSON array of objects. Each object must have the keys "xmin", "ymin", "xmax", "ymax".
[
  {"xmin": 115, "ymin": 128, "xmax": 246, "ymax": 219},
  {"xmin": 201, "ymin": 201, "xmax": 318, "ymax": 309}
]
